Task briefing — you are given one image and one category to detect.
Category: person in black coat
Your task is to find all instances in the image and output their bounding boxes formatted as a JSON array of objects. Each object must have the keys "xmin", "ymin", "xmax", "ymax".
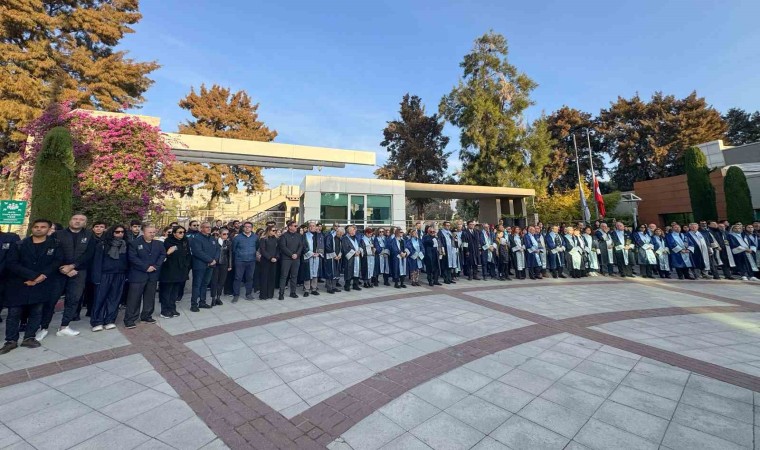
[
  {"xmin": 124, "ymin": 225, "xmax": 166, "ymax": 328},
  {"xmin": 158, "ymin": 226, "xmax": 191, "ymax": 318},
  {"xmin": 0, "ymin": 229, "xmax": 21, "ymax": 324},
  {"xmin": 258, "ymin": 225, "xmax": 279, "ymax": 300},
  {"xmin": 189, "ymin": 222, "xmax": 220, "ymax": 311},
  {"xmin": 461, "ymin": 221, "xmax": 481, "ymax": 280},
  {"xmin": 1, "ymin": 219, "xmax": 62, "ymax": 354},
  {"xmin": 89, "ymin": 225, "xmax": 129, "ymax": 331},
  {"xmin": 210, "ymin": 228, "xmax": 232, "ymax": 306},
  {"xmin": 422, "ymin": 225, "xmax": 442, "ymax": 286}
]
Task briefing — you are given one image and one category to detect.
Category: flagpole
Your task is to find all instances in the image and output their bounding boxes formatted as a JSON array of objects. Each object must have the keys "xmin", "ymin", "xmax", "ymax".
[
  {"xmin": 586, "ymin": 129, "xmax": 600, "ymax": 219},
  {"xmin": 572, "ymin": 134, "xmax": 585, "ymax": 222}
]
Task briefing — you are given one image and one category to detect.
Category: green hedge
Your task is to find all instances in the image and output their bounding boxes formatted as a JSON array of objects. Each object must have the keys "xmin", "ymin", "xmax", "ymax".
[
  {"xmin": 724, "ymin": 166, "xmax": 754, "ymax": 224},
  {"xmin": 28, "ymin": 127, "xmax": 74, "ymax": 231},
  {"xmin": 684, "ymin": 147, "xmax": 718, "ymax": 221}
]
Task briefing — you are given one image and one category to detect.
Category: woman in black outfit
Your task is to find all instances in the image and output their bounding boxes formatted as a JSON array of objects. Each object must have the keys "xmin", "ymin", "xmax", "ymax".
[
  {"xmin": 210, "ymin": 228, "xmax": 232, "ymax": 306},
  {"xmin": 258, "ymin": 225, "xmax": 279, "ymax": 300},
  {"xmin": 158, "ymin": 226, "xmax": 191, "ymax": 318}
]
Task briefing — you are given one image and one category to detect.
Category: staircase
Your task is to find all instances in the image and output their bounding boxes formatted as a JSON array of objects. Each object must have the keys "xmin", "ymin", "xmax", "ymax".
[{"xmin": 233, "ymin": 184, "xmax": 300, "ymax": 219}]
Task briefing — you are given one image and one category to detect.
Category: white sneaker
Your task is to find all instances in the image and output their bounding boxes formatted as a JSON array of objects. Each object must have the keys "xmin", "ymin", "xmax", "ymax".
[
  {"xmin": 750, "ymin": 277, "xmax": 759, "ymax": 281},
  {"xmin": 35, "ymin": 328, "xmax": 48, "ymax": 341},
  {"xmin": 741, "ymin": 276, "xmax": 749, "ymax": 281},
  {"xmin": 104, "ymin": 323, "xmax": 116, "ymax": 330},
  {"xmin": 56, "ymin": 327, "xmax": 80, "ymax": 337},
  {"xmin": 91, "ymin": 325, "xmax": 104, "ymax": 332}
]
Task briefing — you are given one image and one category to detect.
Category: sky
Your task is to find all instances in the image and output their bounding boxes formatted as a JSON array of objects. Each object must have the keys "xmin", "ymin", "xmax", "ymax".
[{"xmin": 123, "ymin": 0, "xmax": 760, "ymax": 188}]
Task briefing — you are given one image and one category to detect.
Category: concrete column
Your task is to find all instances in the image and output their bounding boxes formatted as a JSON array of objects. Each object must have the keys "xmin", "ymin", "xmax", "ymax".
[{"xmin": 508, "ymin": 199, "xmax": 515, "ymax": 216}]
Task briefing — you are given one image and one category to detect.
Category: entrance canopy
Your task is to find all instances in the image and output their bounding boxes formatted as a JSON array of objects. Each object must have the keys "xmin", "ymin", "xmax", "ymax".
[{"xmin": 405, "ymin": 182, "xmax": 534, "ymax": 199}]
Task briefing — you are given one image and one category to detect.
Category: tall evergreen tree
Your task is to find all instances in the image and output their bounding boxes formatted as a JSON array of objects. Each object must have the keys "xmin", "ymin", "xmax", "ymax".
[
  {"xmin": 723, "ymin": 108, "xmax": 760, "ymax": 146},
  {"xmin": 166, "ymin": 84, "xmax": 277, "ymax": 208},
  {"xmin": 375, "ymin": 94, "xmax": 450, "ymax": 219},
  {"xmin": 684, "ymin": 147, "xmax": 718, "ymax": 221},
  {"xmin": 597, "ymin": 92, "xmax": 726, "ymax": 190},
  {"xmin": 29, "ymin": 126, "xmax": 74, "ymax": 229},
  {"xmin": 440, "ymin": 32, "xmax": 547, "ymax": 192},
  {"xmin": 0, "ymin": 0, "xmax": 159, "ymax": 157},
  {"xmin": 724, "ymin": 166, "xmax": 754, "ymax": 224}
]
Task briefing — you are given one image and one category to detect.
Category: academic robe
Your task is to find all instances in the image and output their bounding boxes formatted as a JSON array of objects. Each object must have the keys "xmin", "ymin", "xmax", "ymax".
[
  {"xmin": 389, "ymin": 237, "xmax": 408, "ymax": 279},
  {"xmin": 422, "ymin": 234, "xmax": 441, "ymax": 274},
  {"xmin": 340, "ymin": 234, "xmax": 362, "ymax": 279},
  {"xmin": 303, "ymin": 231, "xmax": 324, "ymax": 279},
  {"xmin": 665, "ymin": 232, "xmax": 694, "ymax": 269},
  {"xmin": 686, "ymin": 231, "xmax": 710, "ymax": 270},
  {"xmin": 610, "ymin": 230, "xmax": 632, "ymax": 266},
  {"xmin": 652, "ymin": 235, "xmax": 671, "ymax": 271},
  {"xmin": 360, "ymin": 235, "xmax": 377, "ymax": 280},
  {"xmin": 406, "ymin": 237, "xmax": 424, "ymax": 270},
  {"xmin": 564, "ymin": 234, "xmax": 582, "ymax": 270},
  {"xmin": 374, "ymin": 236, "xmax": 390, "ymax": 275},
  {"xmin": 524, "ymin": 233, "xmax": 542, "ymax": 268},
  {"xmin": 632, "ymin": 232, "xmax": 657, "ymax": 265},
  {"xmin": 712, "ymin": 228, "xmax": 735, "ymax": 268},
  {"xmin": 438, "ymin": 229, "xmax": 458, "ymax": 269},
  {"xmin": 729, "ymin": 233, "xmax": 758, "ymax": 275},
  {"xmin": 744, "ymin": 233, "xmax": 760, "ymax": 268},
  {"xmin": 461, "ymin": 228, "xmax": 481, "ymax": 269},
  {"xmin": 509, "ymin": 234, "xmax": 526, "ymax": 271},
  {"xmin": 581, "ymin": 234, "xmax": 599, "ymax": 270},
  {"xmin": 545, "ymin": 232, "xmax": 565, "ymax": 270},
  {"xmin": 595, "ymin": 230, "xmax": 615, "ymax": 268},
  {"xmin": 323, "ymin": 233, "xmax": 342, "ymax": 279}
]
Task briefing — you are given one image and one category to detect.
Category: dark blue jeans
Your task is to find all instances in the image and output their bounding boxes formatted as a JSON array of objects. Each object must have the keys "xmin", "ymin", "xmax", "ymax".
[
  {"xmin": 5, "ymin": 304, "xmax": 43, "ymax": 342},
  {"xmin": 191, "ymin": 267, "xmax": 213, "ymax": 307},
  {"xmin": 232, "ymin": 260, "xmax": 255, "ymax": 296}
]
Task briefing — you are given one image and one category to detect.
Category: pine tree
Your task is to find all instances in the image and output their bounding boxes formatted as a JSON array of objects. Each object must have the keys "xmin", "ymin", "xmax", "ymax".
[
  {"xmin": 28, "ymin": 126, "xmax": 74, "ymax": 229},
  {"xmin": 723, "ymin": 108, "xmax": 760, "ymax": 146},
  {"xmin": 724, "ymin": 166, "xmax": 754, "ymax": 224},
  {"xmin": 376, "ymin": 94, "xmax": 450, "ymax": 219},
  {"xmin": 167, "ymin": 84, "xmax": 277, "ymax": 208},
  {"xmin": 684, "ymin": 147, "xmax": 718, "ymax": 221},
  {"xmin": 0, "ymin": 0, "xmax": 159, "ymax": 157}
]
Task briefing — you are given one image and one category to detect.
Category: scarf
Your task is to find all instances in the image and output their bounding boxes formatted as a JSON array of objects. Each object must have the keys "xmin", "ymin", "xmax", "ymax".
[{"xmin": 106, "ymin": 238, "xmax": 126, "ymax": 260}]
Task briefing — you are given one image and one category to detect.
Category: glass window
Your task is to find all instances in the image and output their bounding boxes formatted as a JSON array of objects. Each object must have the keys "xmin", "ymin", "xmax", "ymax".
[
  {"xmin": 320, "ymin": 193, "xmax": 347, "ymax": 222},
  {"xmin": 350, "ymin": 195, "xmax": 365, "ymax": 222},
  {"xmin": 367, "ymin": 195, "xmax": 391, "ymax": 224}
]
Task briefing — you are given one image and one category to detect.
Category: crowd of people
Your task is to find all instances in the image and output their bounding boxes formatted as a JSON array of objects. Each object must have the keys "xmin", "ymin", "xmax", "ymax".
[{"xmin": 0, "ymin": 213, "xmax": 758, "ymax": 355}]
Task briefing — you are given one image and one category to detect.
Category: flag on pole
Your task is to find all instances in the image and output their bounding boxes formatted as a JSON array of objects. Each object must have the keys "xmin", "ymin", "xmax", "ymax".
[
  {"xmin": 593, "ymin": 176, "xmax": 606, "ymax": 217},
  {"xmin": 579, "ymin": 182, "xmax": 591, "ymax": 223}
]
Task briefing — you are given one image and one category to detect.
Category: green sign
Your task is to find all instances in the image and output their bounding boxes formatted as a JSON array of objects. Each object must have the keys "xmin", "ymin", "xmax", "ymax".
[{"xmin": 0, "ymin": 200, "xmax": 27, "ymax": 225}]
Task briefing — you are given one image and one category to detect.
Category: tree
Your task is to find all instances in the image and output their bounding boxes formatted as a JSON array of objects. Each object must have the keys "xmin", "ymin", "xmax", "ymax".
[
  {"xmin": 166, "ymin": 84, "xmax": 277, "ymax": 208},
  {"xmin": 684, "ymin": 147, "xmax": 718, "ymax": 221},
  {"xmin": 28, "ymin": 126, "xmax": 74, "ymax": 228},
  {"xmin": 597, "ymin": 92, "xmax": 726, "ymax": 190},
  {"xmin": 543, "ymin": 107, "xmax": 605, "ymax": 194},
  {"xmin": 375, "ymin": 94, "xmax": 450, "ymax": 219},
  {"xmin": 0, "ymin": 0, "xmax": 159, "ymax": 157},
  {"xmin": 724, "ymin": 166, "xmax": 754, "ymax": 224},
  {"xmin": 723, "ymin": 108, "xmax": 760, "ymax": 146},
  {"xmin": 440, "ymin": 31, "xmax": 547, "ymax": 192}
]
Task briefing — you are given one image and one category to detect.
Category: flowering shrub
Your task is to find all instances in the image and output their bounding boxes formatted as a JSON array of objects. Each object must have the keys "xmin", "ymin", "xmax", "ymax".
[{"xmin": 17, "ymin": 102, "xmax": 177, "ymax": 223}]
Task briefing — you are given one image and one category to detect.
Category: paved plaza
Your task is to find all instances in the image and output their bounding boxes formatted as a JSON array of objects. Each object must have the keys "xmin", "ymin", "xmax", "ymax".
[{"xmin": 0, "ymin": 277, "xmax": 759, "ymax": 449}]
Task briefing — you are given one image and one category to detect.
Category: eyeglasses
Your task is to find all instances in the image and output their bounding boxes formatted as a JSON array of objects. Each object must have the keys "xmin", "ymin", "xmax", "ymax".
[{"xmin": 175, "ymin": 231, "xmax": 185, "ymax": 235}]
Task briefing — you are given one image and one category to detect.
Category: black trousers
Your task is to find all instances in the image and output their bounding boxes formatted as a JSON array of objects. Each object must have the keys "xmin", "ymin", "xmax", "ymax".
[
  {"xmin": 279, "ymin": 258, "xmax": 300, "ymax": 295},
  {"xmin": 440, "ymin": 260, "xmax": 452, "ymax": 283},
  {"xmin": 259, "ymin": 260, "xmax": 277, "ymax": 299},
  {"xmin": 90, "ymin": 273, "xmax": 126, "ymax": 327},
  {"xmin": 5, "ymin": 304, "xmax": 43, "ymax": 343},
  {"xmin": 159, "ymin": 282, "xmax": 181, "ymax": 316},
  {"xmin": 79, "ymin": 281, "xmax": 97, "ymax": 317},
  {"xmin": 210, "ymin": 265, "xmax": 229, "ymax": 299},
  {"xmin": 60, "ymin": 270, "xmax": 88, "ymax": 327},
  {"xmin": 426, "ymin": 259, "xmax": 440, "ymax": 285},
  {"xmin": 464, "ymin": 254, "xmax": 479, "ymax": 278},
  {"xmin": 125, "ymin": 281, "xmax": 157, "ymax": 325}
]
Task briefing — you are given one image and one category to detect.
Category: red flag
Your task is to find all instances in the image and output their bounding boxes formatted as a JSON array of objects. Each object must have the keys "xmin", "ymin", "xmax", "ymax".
[{"xmin": 594, "ymin": 176, "xmax": 606, "ymax": 217}]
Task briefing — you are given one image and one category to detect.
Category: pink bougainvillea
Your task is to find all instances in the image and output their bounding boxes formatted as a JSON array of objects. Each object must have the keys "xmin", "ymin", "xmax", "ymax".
[{"xmin": 17, "ymin": 102, "xmax": 177, "ymax": 223}]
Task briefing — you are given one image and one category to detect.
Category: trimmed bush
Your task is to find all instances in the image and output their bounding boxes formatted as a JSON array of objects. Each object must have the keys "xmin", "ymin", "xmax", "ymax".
[
  {"xmin": 28, "ymin": 127, "xmax": 74, "ymax": 230},
  {"xmin": 684, "ymin": 147, "xmax": 718, "ymax": 221},
  {"xmin": 724, "ymin": 166, "xmax": 754, "ymax": 224}
]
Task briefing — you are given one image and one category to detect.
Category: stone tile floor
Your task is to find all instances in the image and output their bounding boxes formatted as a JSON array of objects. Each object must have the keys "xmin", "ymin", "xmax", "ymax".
[{"xmin": 0, "ymin": 276, "xmax": 757, "ymax": 449}]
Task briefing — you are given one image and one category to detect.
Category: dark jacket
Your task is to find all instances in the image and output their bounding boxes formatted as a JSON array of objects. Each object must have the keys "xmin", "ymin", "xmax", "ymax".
[
  {"xmin": 232, "ymin": 232, "xmax": 258, "ymax": 262},
  {"xmin": 259, "ymin": 236, "xmax": 279, "ymax": 262},
  {"xmin": 159, "ymin": 235, "xmax": 192, "ymax": 283},
  {"xmin": 278, "ymin": 231, "xmax": 303, "ymax": 259},
  {"xmin": 422, "ymin": 234, "xmax": 440, "ymax": 271},
  {"xmin": 5, "ymin": 237, "xmax": 62, "ymax": 306},
  {"xmin": 461, "ymin": 228, "xmax": 481, "ymax": 265},
  {"xmin": 90, "ymin": 239, "xmax": 129, "ymax": 282},
  {"xmin": 55, "ymin": 228, "xmax": 95, "ymax": 270},
  {"xmin": 217, "ymin": 238, "xmax": 232, "ymax": 268},
  {"xmin": 189, "ymin": 232, "xmax": 221, "ymax": 271},
  {"xmin": 0, "ymin": 231, "xmax": 21, "ymax": 276},
  {"xmin": 127, "ymin": 237, "xmax": 166, "ymax": 283}
]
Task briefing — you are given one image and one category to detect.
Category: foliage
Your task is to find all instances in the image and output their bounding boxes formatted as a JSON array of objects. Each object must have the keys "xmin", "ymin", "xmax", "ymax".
[
  {"xmin": 0, "ymin": 0, "xmax": 159, "ymax": 158},
  {"xmin": 28, "ymin": 126, "xmax": 74, "ymax": 228},
  {"xmin": 723, "ymin": 108, "xmax": 760, "ymax": 146},
  {"xmin": 602, "ymin": 191, "xmax": 622, "ymax": 215},
  {"xmin": 17, "ymin": 102, "xmax": 176, "ymax": 224},
  {"xmin": 440, "ymin": 31, "xmax": 549, "ymax": 193},
  {"xmin": 455, "ymin": 199, "xmax": 480, "ymax": 221},
  {"xmin": 165, "ymin": 84, "xmax": 277, "ymax": 208},
  {"xmin": 597, "ymin": 92, "xmax": 726, "ymax": 190},
  {"xmin": 684, "ymin": 147, "xmax": 718, "ymax": 221},
  {"xmin": 533, "ymin": 186, "xmax": 622, "ymax": 225},
  {"xmin": 375, "ymin": 94, "xmax": 450, "ymax": 219},
  {"xmin": 543, "ymin": 107, "xmax": 605, "ymax": 194},
  {"xmin": 405, "ymin": 199, "xmax": 454, "ymax": 222},
  {"xmin": 724, "ymin": 166, "xmax": 754, "ymax": 224}
]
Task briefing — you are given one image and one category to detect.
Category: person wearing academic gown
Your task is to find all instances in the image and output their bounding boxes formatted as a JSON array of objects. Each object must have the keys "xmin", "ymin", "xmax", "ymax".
[
  {"xmin": 360, "ymin": 228, "xmax": 377, "ymax": 288},
  {"xmin": 461, "ymin": 221, "xmax": 481, "ymax": 280},
  {"xmin": 323, "ymin": 227, "xmax": 343, "ymax": 294},
  {"xmin": 453, "ymin": 223, "xmax": 463, "ymax": 280},
  {"xmin": 303, "ymin": 222, "xmax": 325, "ymax": 296},
  {"xmin": 711, "ymin": 222, "xmax": 736, "ymax": 279},
  {"xmin": 582, "ymin": 226, "xmax": 600, "ymax": 276},
  {"xmin": 536, "ymin": 227, "xmax": 548, "ymax": 275},
  {"xmin": 374, "ymin": 228, "xmax": 391, "ymax": 286},
  {"xmin": 422, "ymin": 225, "xmax": 442, "ymax": 286},
  {"xmin": 389, "ymin": 228, "xmax": 409, "ymax": 288},
  {"xmin": 340, "ymin": 226, "xmax": 363, "ymax": 291},
  {"xmin": 573, "ymin": 229, "xmax": 589, "ymax": 277},
  {"xmin": 438, "ymin": 222, "xmax": 457, "ymax": 284},
  {"xmin": 683, "ymin": 223, "xmax": 710, "ymax": 279},
  {"xmin": 610, "ymin": 222, "xmax": 634, "ymax": 277},
  {"xmin": 728, "ymin": 224, "xmax": 759, "ymax": 281},
  {"xmin": 496, "ymin": 228, "xmax": 512, "ymax": 281},
  {"xmin": 524, "ymin": 226, "xmax": 543, "ymax": 280},
  {"xmin": 480, "ymin": 224, "xmax": 497, "ymax": 280},
  {"xmin": 665, "ymin": 224, "xmax": 696, "ymax": 280},
  {"xmin": 743, "ymin": 224, "xmax": 760, "ymax": 278},
  {"xmin": 563, "ymin": 227, "xmax": 583, "ymax": 278},
  {"xmin": 1, "ymin": 220, "xmax": 62, "ymax": 354},
  {"xmin": 632, "ymin": 224, "xmax": 657, "ymax": 278},
  {"xmin": 406, "ymin": 229, "xmax": 424, "ymax": 286},
  {"xmin": 510, "ymin": 227, "xmax": 527, "ymax": 279},
  {"xmin": 545, "ymin": 225, "xmax": 566, "ymax": 279},
  {"xmin": 595, "ymin": 223, "xmax": 616, "ymax": 276},
  {"xmin": 651, "ymin": 228, "xmax": 671, "ymax": 278}
]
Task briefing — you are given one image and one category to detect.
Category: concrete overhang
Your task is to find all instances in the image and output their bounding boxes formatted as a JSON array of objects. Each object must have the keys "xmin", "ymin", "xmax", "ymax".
[{"xmin": 404, "ymin": 182, "xmax": 535, "ymax": 199}]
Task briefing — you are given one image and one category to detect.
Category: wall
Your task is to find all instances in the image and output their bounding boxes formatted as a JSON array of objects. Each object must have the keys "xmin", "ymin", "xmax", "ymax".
[{"xmin": 635, "ymin": 172, "xmax": 727, "ymax": 226}]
